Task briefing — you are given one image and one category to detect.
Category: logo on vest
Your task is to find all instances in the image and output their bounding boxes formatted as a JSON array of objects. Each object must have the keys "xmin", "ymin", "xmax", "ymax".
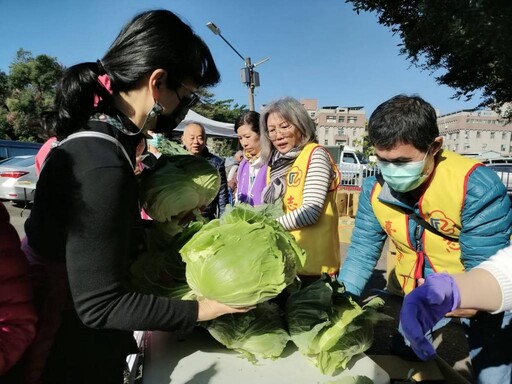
[
  {"xmin": 287, "ymin": 166, "xmax": 302, "ymax": 187},
  {"xmin": 428, "ymin": 210, "xmax": 460, "ymax": 252},
  {"xmin": 428, "ymin": 210, "xmax": 457, "ymax": 236}
]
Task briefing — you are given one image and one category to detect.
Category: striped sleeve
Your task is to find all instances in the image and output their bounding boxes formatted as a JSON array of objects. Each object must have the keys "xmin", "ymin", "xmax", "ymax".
[{"xmin": 277, "ymin": 148, "xmax": 333, "ymax": 231}]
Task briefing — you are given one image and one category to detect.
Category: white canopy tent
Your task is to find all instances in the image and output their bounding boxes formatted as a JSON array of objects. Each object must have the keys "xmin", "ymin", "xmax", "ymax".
[{"xmin": 174, "ymin": 110, "xmax": 237, "ymax": 138}]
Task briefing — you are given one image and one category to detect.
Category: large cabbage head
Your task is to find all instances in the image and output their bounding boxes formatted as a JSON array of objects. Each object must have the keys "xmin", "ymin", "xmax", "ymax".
[
  {"xmin": 140, "ymin": 155, "xmax": 220, "ymax": 222},
  {"xmin": 180, "ymin": 204, "xmax": 306, "ymax": 306}
]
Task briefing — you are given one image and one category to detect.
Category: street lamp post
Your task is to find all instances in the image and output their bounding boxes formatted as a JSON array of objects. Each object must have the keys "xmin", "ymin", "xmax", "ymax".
[{"xmin": 206, "ymin": 21, "xmax": 269, "ymax": 111}]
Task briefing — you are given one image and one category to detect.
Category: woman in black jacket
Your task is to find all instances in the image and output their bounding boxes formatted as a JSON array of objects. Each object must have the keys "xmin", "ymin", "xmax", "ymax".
[{"xmin": 23, "ymin": 10, "xmax": 248, "ymax": 383}]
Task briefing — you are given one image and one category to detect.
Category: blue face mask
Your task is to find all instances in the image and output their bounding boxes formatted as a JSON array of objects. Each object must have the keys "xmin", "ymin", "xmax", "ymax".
[
  {"xmin": 147, "ymin": 133, "xmax": 163, "ymax": 148},
  {"xmin": 377, "ymin": 152, "xmax": 428, "ymax": 193}
]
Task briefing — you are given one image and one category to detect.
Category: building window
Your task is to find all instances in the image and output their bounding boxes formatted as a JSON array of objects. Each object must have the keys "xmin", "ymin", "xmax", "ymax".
[
  {"xmin": 347, "ymin": 116, "xmax": 357, "ymax": 124},
  {"xmin": 324, "ymin": 139, "xmax": 329, "ymax": 145},
  {"xmin": 338, "ymin": 116, "xmax": 345, "ymax": 123},
  {"xmin": 476, "ymin": 131, "xmax": 481, "ymax": 138},
  {"xmin": 337, "ymin": 127, "xmax": 344, "ymax": 135},
  {"xmin": 310, "ymin": 112, "xmax": 315, "ymax": 118},
  {"xmin": 464, "ymin": 143, "xmax": 470, "ymax": 150},
  {"xmin": 490, "ymin": 131, "xmax": 495, "ymax": 139},
  {"xmin": 325, "ymin": 127, "xmax": 330, "ymax": 134},
  {"xmin": 352, "ymin": 128, "xmax": 357, "ymax": 135},
  {"xmin": 501, "ymin": 144, "xmax": 506, "ymax": 151},
  {"xmin": 482, "ymin": 143, "xmax": 487, "ymax": 150},
  {"xmin": 502, "ymin": 132, "xmax": 507, "ymax": 139},
  {"xmin": 326, "ymin": 116, "xmax": 336, "ymax": 123}
]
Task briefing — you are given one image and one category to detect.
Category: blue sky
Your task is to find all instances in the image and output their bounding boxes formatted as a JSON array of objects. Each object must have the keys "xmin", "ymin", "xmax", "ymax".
[{"xmin": 0, "ymin": 0, "xmax": 482, "ymax": 116}]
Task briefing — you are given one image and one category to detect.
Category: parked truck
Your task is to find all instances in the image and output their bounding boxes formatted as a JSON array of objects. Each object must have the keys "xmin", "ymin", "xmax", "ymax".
[{"xmin": 324, "ymin": 145, "xmax": 372, "ymax": 186}]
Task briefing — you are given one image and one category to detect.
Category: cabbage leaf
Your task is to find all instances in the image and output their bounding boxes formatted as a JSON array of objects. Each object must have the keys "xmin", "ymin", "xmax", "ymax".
[
  {"xmin": 207, "ymin": 302, "xmax": 289, "ymax": 362},
  {"xmin": 286, "ymin": 275, "xmax": 391, "ymax": 374}
]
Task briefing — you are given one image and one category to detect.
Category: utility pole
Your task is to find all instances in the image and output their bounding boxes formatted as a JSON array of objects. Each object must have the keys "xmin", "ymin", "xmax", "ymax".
[{"xmin": 206, "ymin": 21, "xmax": 269, "ymax": 111}]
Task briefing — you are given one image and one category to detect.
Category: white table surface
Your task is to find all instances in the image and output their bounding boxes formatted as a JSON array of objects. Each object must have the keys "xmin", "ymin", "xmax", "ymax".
[{"xmin": 142, "ymin": 327, "xmax": 390, "ymax": 384}]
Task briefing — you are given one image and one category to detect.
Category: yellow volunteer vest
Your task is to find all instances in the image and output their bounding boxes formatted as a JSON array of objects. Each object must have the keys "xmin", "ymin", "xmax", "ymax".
[
  {"xmin": 371, "ymin": 150, "xmax": 481, "ymax": 294},
  {"xmin": 271, "ymin": 143, "xmax": 341, "ymax": 276}
]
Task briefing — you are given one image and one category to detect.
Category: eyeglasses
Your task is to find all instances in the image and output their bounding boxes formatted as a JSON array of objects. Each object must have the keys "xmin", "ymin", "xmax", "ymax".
[
  {"xmin": 175, "ymin": 83, "xmax": 201, "ymax": 108},
  {"xmin": 266, "ymin": 123, "xmax": 294, "ymax": 139}
]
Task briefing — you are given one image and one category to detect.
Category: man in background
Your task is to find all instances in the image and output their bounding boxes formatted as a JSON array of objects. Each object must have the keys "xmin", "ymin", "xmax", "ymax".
[{"xmin": 182, "ymin": 121, "xmax": 228, "ymax": 219}]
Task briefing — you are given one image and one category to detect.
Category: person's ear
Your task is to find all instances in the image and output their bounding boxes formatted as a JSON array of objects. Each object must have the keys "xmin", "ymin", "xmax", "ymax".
[
  {"xmin": 148, "ymin": 69, "xmax": 168, "ymax": 99},
  {"xmin": 431, "ymin": 136, "xmax": 444, "ymax": 156}
]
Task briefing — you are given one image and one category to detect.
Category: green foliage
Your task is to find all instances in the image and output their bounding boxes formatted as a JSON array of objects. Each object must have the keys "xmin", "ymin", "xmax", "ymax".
[
  {"xmin": 194, "ymin": 89, "xmax": 247, "ymax": 123},
  {"xmin": 352, "ymin": 136, "xmax": 374, "ymax": 160},
  {"xmin": 2, "ymin": 49, "xmax": 63, "ymax": 140},
  {"xmin": 346, "ymin": 0, "xmax": 512, "ymax": 119}
]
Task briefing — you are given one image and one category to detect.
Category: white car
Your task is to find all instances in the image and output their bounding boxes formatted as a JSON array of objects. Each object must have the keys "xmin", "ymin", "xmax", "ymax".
[{"xmin": 0, "ymin": 155, "xmax": 37, "ymax": 203}]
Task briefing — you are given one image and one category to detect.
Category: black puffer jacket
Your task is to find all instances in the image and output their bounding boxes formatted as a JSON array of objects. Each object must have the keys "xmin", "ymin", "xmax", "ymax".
[{"xmin": 199, "ymin": 147, "xmax": 228, "ymax": 219}]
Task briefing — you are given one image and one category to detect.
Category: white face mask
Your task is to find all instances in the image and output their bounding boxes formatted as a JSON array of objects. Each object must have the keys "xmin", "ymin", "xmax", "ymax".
[{"xmin": 377, "ymin": 151, "xmax": 429, "ymax": 192}]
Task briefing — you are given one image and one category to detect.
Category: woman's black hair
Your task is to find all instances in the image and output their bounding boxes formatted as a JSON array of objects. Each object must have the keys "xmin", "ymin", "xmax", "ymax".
[
  {"xmin": 234, "ymin": 110, "xmax": 260, "ymax": 134},
  {"xmin": 54, "ymin": 9, "xmax": 220, "ymax": 138}
]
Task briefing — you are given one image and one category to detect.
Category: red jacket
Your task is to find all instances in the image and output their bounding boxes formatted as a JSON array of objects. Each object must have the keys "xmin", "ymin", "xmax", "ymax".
[{"xmin": 0, "ymin": 203, "xmax": 37, "ymax": 375}]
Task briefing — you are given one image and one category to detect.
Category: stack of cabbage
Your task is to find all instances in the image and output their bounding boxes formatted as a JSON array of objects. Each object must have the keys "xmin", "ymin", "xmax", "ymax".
[
  {"xmin": 131, "ymin": 154, "xmax": 220, "ymax": 296},
  {"xmin": 134, "ymin": 156, "xmax": 390, "ymax": 375}
]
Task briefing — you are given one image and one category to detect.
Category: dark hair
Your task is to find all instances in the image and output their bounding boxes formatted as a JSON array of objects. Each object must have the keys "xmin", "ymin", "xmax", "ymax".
[
  {"xmin": 54, "ymin": 10, "xmax": 220, "ymax": 138},
  {"xmin": 368, "ymin": 94, "xmax": 439, "ymax": 152},
  {"xmin": 234, "ymin": 111, "xmax": 260, "ymax": 134}
]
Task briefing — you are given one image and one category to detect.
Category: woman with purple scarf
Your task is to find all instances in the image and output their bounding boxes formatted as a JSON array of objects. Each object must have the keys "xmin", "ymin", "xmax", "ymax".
[{"xmin": 234, "ymin": 111, "xmax": 268, "ymax": 206}]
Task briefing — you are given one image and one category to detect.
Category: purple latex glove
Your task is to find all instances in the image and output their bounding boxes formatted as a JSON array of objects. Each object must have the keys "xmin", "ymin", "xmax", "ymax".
[{"xmin": 400, "ymin": 273, "xmax": 461, "ymax": 361}]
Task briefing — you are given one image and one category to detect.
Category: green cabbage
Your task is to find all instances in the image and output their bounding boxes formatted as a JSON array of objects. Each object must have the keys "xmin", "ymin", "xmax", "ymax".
[
  {"xmin": 181, "ymin": 204, "xmax": 306, "ymax": 306},
  {"xmin": 140, "ymin": 154, "xmax": 220, "ymax": 222},
  {"xmin": 129, "ymin": 221, "xmax": 204, "ymax": 296},
  {"xmin": 286, "ymin": 275, "xmax": 391, "ymax": 375},
  {"xmin": 206, "ymin": 302, "xmax": 289, "ymax": 362}
]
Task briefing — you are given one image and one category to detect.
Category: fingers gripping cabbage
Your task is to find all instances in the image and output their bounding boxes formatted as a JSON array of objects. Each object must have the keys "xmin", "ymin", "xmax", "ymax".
[{"xmin": 180, "ymin": 204, "xmax": 306, "ymax": 306}]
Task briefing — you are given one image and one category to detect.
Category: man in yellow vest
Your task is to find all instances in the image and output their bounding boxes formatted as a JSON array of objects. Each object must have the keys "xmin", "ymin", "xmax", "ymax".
[{"xmin": 337, "ymin": 95, "xmax": 512, "ymax": 384}]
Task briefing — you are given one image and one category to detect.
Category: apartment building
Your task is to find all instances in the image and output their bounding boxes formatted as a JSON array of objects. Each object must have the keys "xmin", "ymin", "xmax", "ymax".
[
  {"xmin": 438, "ymin": 109, "xmax": 512, "ymax": 156},
  {"xmin": 301, "ymin": 99, "xmax": 367, "ymax": 151},
  {"xmin": 300, "ymin": 99, "xmax": 512, "ymax": 158}
]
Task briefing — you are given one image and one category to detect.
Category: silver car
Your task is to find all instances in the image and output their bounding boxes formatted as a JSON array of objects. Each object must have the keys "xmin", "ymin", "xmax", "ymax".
[{"xmin": 0, "ymin": 155, "xmax": 37, "ymax": 203}]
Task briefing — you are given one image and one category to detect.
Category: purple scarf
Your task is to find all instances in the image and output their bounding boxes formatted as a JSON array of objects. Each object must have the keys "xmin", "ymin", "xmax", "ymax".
[{"xmin": 236, "ymin": 158, "xmax": 268, "ymax": 206}]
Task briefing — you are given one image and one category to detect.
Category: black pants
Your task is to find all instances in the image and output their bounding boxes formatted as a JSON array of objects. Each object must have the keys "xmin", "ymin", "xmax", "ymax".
[{"xmin": 42, "ymin": 311, "xmax": 137, "ymax": 384}]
